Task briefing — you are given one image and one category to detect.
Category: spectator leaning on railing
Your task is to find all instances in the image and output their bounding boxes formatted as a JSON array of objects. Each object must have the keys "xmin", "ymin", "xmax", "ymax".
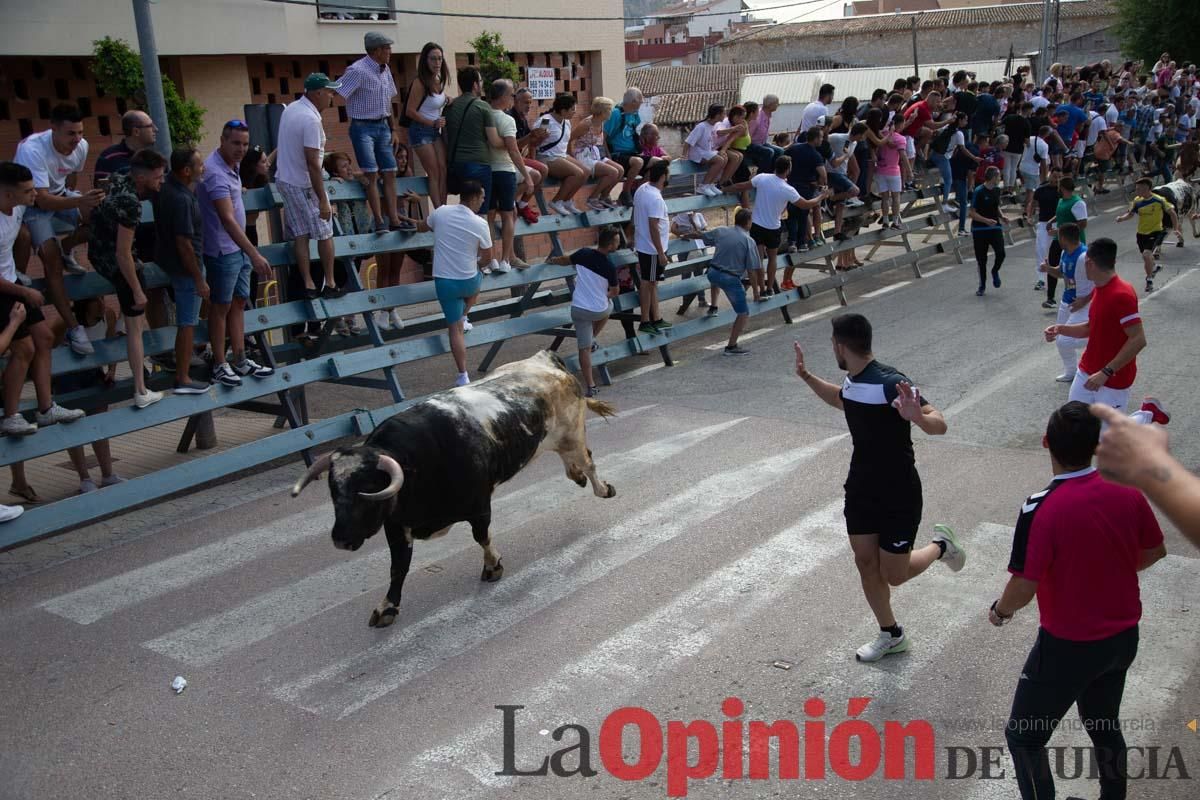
[{"xmin": 444, "ymin": 66, "xmax": 502, "ymax": 213}]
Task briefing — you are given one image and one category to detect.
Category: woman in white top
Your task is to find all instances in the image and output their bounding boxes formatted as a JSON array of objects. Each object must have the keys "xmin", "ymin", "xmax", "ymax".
[
  {"xmin": 405, "ymin": 43, "xmax": 450, "ymax": 207},
  {"xmin": 536, "ymin": 94, "xmax": 588, "ymax": 215},
  {"xmin": 567, "ymin": 97, "xmax": 623, "ymax": 211},
  {"xmin": 683, "ymin": 104, "xmax": 743, "ymax": 197}
]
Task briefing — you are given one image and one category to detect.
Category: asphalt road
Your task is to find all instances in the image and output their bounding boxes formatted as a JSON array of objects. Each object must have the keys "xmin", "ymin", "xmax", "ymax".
[{"xmin": 2, "ymin": 198, "xmax": 1198, "ymax": 800}]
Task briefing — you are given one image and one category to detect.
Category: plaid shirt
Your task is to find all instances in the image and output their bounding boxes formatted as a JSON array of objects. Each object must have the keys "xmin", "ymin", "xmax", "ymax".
[
  {"xmin": 337, "ymin": 55, "xmax": 397, "ymax": 120},
  {"xmin": 1133, "ymin": 105, "xmax": 1157, "ymax": 138}
]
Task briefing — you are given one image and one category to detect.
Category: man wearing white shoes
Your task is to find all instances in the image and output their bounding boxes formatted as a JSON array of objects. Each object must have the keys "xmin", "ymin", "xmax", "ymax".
[
  {"xmin": 1038, "ymin": 223, "xmax": 1092, "ymax": 383},
  {"xmin": 795, "ymin": 313, "xmax": 965, "ymax": 664}
]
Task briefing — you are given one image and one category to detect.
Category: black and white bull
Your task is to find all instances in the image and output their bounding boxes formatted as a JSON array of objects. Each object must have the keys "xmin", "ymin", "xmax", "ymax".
[
  {"xmin": 291, "ymin": 351, "xmax": 618, "ymax": 628},
  {"xmin": 1151, "ymin": 179, "xmax": 1200, "ymax": 245}
]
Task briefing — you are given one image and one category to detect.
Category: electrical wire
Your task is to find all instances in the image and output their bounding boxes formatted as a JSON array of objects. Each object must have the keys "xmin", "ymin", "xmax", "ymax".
[{"xmin": 265, "ymin": 0, "xmax": 842, "ymax": 22}]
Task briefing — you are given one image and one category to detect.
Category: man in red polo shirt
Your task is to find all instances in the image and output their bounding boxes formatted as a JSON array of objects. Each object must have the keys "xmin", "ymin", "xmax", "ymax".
[{"xmin": 990, "ymin": 401, "xmax": 1166, "ymax": 800}]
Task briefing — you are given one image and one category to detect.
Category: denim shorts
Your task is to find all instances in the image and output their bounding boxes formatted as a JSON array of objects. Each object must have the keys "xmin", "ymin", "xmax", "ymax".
[
  {"xmin": 708, "ymin": 267, "xmax": 748, "ymax": 315},
  {"xmin": 205, "ymin": 251, "xmax": 251, "ymax": 305},
  {"xmin": 172, "ymin": 269, "xmax": 206, "ymax": 326},
  {"xmin": 409, "ymin": 122, "xmax": 441, "ymax": 148},
  {"xmin": 489, "ymin": 171, "xmax": 516, "ymax": 212},
  {"xmin": 349, "ymin": 119, "xmax": 398, "ymax": 173},
  {"xmin": 451, "ymin": 161, "xmax": 493, "ymax": 213},
  {"xmin": 828, "ymin": 171, "xmax": 856, "ymax": 194},
  {"xmin": 24, "ymin": 202, "xmax": 81, "ymax": 248},
  {"xmin": 435, "ymin": 273, "xmax": 483, "ymax": 322}
]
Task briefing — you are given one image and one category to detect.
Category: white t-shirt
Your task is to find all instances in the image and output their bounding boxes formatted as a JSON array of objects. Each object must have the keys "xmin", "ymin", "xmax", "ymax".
[
  {"xmin": 1105, "ymin": 104, "xmax": 1119, "ymax": 125},
  {"xmin": 0, "ymin": 204, "xmax": 26, "ymax": 282},
  {"xmin": 633, "ymin": 183, "xmax": 668, "ymax": 256},
  {"xmin": 490, "ymin": 109, "xmax": 518, "ymax": 173},
  {"xmin": 14, "ymin": 130, "xmax": 88, "ymax": 195},
  {"xmin": 275, "ymin": 96, "xmax": 326, "ymax": 187},
  {"xmin": 1086, "ymin": 112, "xmax": 1107, "ymax": 147},
  {"xmin": 671, "ymin": 211, "xmax": 707, "ymax": 251},
  {"xmin": 750, "ymin": 173, "xmax": 799, "ymax": 231},
  {"xmin": 941, "ymin": 130, "xmax": 965, "ymax": 158},
  {"xmin": 1020, "ymin": 136, "xmax": 1049, "ymax": 174},
  {"xmin": 826, "ymin": 133, "xmax": 857, "ymax": 174},
  {"xmin": 1031, "ymin": 95, "xmax": 1051, "ymax": 111},
  {"xmin": 428, "ymin": 203, "xmax": 492, "ymax": 280},
  {"xmin": 800, "ymin": 101, "xmax": 829, "ymax": 133},
  {"xmin": 536, "ymin": 115, "xmax": 570, "ymax": 159},
  {"xmin": 685, "ymin": 120, "xmax": 718, "ymax": 160}
]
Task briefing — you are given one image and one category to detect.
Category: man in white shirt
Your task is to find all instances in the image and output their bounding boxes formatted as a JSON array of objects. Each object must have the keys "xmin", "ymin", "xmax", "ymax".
[
  {"xmin": 632, "ymin": 161, "xmax": 671, "ymax": 334},
  {"xmin": 276, "ymin": 73, "xmax": 342, "ymax": 297},
  {"xmin": 14, "ymin": 104, "xmax": 105, "ymax": 356},
  {"xmin": 400, "ymin": 181, "xmax": 492, "ymax": 387},
  {"xmin": 799, "ymin": 84, "xmax": 835, "ymax": 134},
  {"xmin": 683, "ymin": 105, "xmax": 740, "ymax": 197}
]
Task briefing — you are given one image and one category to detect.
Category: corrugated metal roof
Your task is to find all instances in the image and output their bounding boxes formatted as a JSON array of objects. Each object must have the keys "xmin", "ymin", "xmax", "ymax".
[
  {"xmin": 753, "ymin": 0, "xmax": 1114, "ymax": 41},
  {"xmin": 647, "ymin": 90, "xmax": 739, "ymax": 125},
  {"xmin": 740, "ymin": 58, "xmax": 1032, "ymax": 106},
  {"xmin": 627, "ymin": 59, "xmax": 848, "ymax": 97}
]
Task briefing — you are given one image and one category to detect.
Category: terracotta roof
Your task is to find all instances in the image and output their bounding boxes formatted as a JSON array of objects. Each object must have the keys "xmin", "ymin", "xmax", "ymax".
[
  {"xmin": 628, "ymin": 59, "xmax": 848, "ymax": 97},
  {"xmin": 754, "ymin": 0, "xmax": 1115, "ymax": 41},
  {"xmin": 649, "ymin": 90, "xmax": 739, "ymax": 125}
]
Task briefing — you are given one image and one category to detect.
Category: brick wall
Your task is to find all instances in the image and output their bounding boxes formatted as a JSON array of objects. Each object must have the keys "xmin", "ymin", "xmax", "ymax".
[{"xmin": 454, "ymin": 50, "xmax": 597, "ymax": 119}]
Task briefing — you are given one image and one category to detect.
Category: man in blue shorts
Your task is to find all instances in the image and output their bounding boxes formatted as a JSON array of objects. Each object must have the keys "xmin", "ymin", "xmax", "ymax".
[
  {"xmin": 680, "ymin": 207, "xmax": 759, "ymax": 355},
  {"xmin": 794, "ymin": 313, "xmax": 965, "ymax": 662}
]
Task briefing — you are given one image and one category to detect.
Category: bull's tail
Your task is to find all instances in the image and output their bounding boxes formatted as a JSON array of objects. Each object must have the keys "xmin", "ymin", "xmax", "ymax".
[{"xmin": 586, "ymin": 398, "xmax": 618, "ymax": 418}]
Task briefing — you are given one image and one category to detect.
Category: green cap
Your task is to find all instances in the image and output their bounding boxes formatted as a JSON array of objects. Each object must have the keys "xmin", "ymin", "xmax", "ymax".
[{"xmin": 304, "ymin": 73, "xmax": 343, "ymax": 91}]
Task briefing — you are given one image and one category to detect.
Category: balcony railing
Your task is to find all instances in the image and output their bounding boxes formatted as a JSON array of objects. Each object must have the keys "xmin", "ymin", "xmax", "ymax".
[{"xmin": 317, "ymin": 0, "xmax": 394, "ymax": 21}]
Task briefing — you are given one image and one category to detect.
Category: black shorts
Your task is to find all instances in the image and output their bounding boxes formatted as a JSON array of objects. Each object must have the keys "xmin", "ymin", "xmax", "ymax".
[
  {"xmin": 1136, "ymin": 231, "xmax": 1166, "ymax": 253},
  {"xmin": 0, "ymin": 291, "xmax": 46, "ymax": 340},
  {"xmin": 844, "ymin": 472, "xmax": 923, "ymax": 554},
  {"xmin": 611, "ymin": 153, "xmax": 646, "ymax": 174},
  {"xmin": 637, "ymin": 251, "xmax": 664, "ymax": 282},
  {"xmin": 749, "ymin": 223, "xmax": 782, "ymax": 251},
  {"xmin": 1048, "ymin": 238, "xmax": 1062, "ymax": 268},
  {"xmin": 106, "ymin": 267, "xmax": 148, "ymax": 317}
]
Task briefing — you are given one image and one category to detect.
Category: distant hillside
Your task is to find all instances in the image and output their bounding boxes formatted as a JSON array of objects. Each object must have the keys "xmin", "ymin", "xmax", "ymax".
[{"xmin": 624, "ymin": 0, "xmax": 677, "ymax": 23}]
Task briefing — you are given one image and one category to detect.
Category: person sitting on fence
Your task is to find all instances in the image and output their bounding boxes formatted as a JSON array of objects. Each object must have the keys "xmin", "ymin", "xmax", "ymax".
[
  {"xmin": 548, "ymin": 226, "xmax": 621, "ymax": 397},
  {"xmin": 718, "ymin": 105, "xmax": 753, "ymax": 207},
  {"xmin": 486, "ymin": 79, "xmax": 537, "ymax": 272},
  {"xmin": 0, "ymin": 301, "xmax": 30, "ymax": 521},
  {"xmin": 747, "ymin": 96, "xmax": 784, "ymax": 173},
  {"xmin": 197, "ymin": 121, "xmax": 275, "ymax": 387},
  {"xmin": 397, "ymin": 180, "xmax": 491, "ymax": 387},
  {"xmin": 568, "ymin": 97, "xmax": 624, "ymax": 212},
  {"xmin": 508, "ymin": 88, "xmax": 548, "ymax": 225},
  {"xmin": 405, "ymin": 42, "xmax": 450, "ymax": 209},
  {"xmin": 536, "ymin": 94, "xmax": 588, "ymax": 217},
  {"xmin": 605, "ymin": 88, "xmax": 647, "ymax": 206},
  {"xmin": 0, "ymin": 161, "xmax": 87, "ymax": 436},
  {"xmin": 772, "ymin": 132, "xmax": 792, "ymax": 149},
  {"xmin": 153, "ymin": 148, "xmax": 211, "ymax": 395},
  {"xmin": 639, "ymin": 124, "xmax": 670, "ymax": 169},
  {"xmin": 680, "ymin": 207, "xmax": 760, "ymax": 356},
  {"xmin": 13, "ymin": 104, "xmax": 104, "ymax": 356},
  {"xmin": 683, "ymin": 104, "xmax": 742, "ymax": 198},
  {"xmin": 632, "ymin": 160, "xmax": 672, "ymax": 335}
]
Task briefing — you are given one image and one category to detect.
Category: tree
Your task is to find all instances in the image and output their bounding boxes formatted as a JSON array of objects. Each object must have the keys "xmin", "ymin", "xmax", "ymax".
[
  {"xmin": 91, "ymin": 36, "xmax": 204, "ymax": 148},
  {"xmin": 468, "ymin": 31, "xmax": 521, "ymax": 86},
  {"xmin": 1114, "ymin": 0, "xmax": 1198, "ymax": 66}
]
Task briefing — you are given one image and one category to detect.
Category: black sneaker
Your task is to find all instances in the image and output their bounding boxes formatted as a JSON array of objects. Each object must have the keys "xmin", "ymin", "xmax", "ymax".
[
  {"xmin": 233, "ymin": 357, "xmax": 274, "ymax": 378},
  {"xmin": 638, "ymin": 322, "xmax": 659, "ymax": 334},
  {"xmin": 585, "ymin": 386, "xmax": 599, "ymax": 398},
  {"xmin": 723, "ymin": 345, "xmax": 750, "ymax": 356},
  {"xmin": 1152, "ymin": 263, "xmax": 1162, "ymax": 275},
  {"xmin": 1145, "ymin": 280, "xmax": 1155, "ymax": 293},
  {"xmin": 212, "ymin": 362, "xmax": 243, "ymax": 387},
  {"xmin": 1041, "ymin": 299, "xmax": 1058, "ymax": 309},
  {"xmin": 992, "ymin": 268, "xmax": 1002, "ymax": 288},
  {"xmin": 321, "ymin": 286, "xmax": 346, "ymax": 300},
  {"xmin": 303, "ymin": 288, "xmax": 320, "ymax": 301},
  {"xmin": 976, "ymin": 285, "xmax": 986, "ymax": 297},
  {"xmin": 653, "ymin": 319, "xmax": 673, "ymax": 329},
  {"xmin": 706, "ymin": 305, "xmax": 719, "ymax": 316},
  {"xmin": 173, "ymin": 380, "xmax": 211, "ymax": 395}
]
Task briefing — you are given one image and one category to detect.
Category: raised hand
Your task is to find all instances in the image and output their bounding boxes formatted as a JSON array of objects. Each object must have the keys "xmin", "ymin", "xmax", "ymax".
[{"xmin": 892, "ymin": 381, "xmax": 923, "ymax": 422}]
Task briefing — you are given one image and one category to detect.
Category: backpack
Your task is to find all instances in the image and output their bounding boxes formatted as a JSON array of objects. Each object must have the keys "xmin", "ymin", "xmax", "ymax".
[
  {"xmin": 1093, "ymin": 128, "xmax": 1121, "ymax": 161},
  {"xmin": 932, "ymin": 124, "xmax": 956, "ymax": 154}
]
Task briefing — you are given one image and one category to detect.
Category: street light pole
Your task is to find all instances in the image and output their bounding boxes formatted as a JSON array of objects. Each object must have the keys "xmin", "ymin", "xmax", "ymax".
[{"xmin": 131, "ymin": 0, "xmax": 172, "ymax": 156}]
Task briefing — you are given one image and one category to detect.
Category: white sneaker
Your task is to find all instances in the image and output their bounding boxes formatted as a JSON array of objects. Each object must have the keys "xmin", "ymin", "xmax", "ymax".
[
  {"xmin": 134, "ymin": 389, "xmax": 164, "ymax": 409},
  {"xmin": 845, "ymin": 197, "xmax": 865, "ymax": 208},
  {"xmin": 461, "ymin": 317, "xmax": 473, "ymax": 332},
  {"xmin": 36, "ymin": 403, "xmax": 86, "ymax": 426},
  {"xmin": 567, "ymin": 203, "xmax": 586, "ymax": 214},
  {"xmin": 932, "ymin": 524, "xmax": 966, "ymax": 572},
  {"xmin": 78, "ymin": 478, "xmax": 98, "ymax": 494},
  {"xmin": 483, "ymin": 259, "xmax": 498, "ymax": 275},
  {"xmin": 374, "ymin": 310, "xmax": 393, "ymax": 331},
  {"xmin": 62, "ymin": 251, "xmax": 87, "ymax": 275},
  {"xmin": 0, "ymin": 503, "xmax": 23, "ymax": 523},
  {"xmin": 0, "ymin": 414, "xmax": 37, "ymax": 436},
  {"xmin": 389, "ymin": 309, "xmax": 405, "ymax": 330},
  {"xmin": 856, "ymin": 630, "xmax": 909, "ymax": 662},
  {"xmin": 494, "ymin": 260, "xmax": 511, "ymax": 274},
  {"xmin": 454, "ymin": 372, "xmax": 470, "ymax": 387},
  {"xmin": 1054, "ymin": 373, "xmax": 1074, "ymax": 383},
  {"xmin": 100, "ymin": 474, "xmax": 126, "ymax": 487},
  {"xmin": 66, "ymin": 325, "xmax": 95, "ymax": 356},
  {"xmin": 550, "ymin": 200, "xmax": 571, "ymax": 216},
  {"xmin": 942, "ymin": 204, "xmax": 957, "ymax": 214}
]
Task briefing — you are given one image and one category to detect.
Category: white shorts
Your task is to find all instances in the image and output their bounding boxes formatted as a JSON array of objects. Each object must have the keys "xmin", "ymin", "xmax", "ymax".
[
  {"xmin": 905, "ymin": 136, "xmax": 916, "ymax": 160},
  {"xmin": 1072, "ymin": 141, "xmax": 1086, "ymax": 159},
  {"xmin": 690, "ymin": 149, "xmax": 718, "ymax": 164},
  {"xmin": 1068, "ymin": 368, "xmax": 1129, "ymax": 414},
  {"xmin": 875, "ymin": 174, "xmax": 902, "ymax": 193},
  {"xmin": 1020, "ymin": 170, "xmax": 1041, "ymax": 189}
]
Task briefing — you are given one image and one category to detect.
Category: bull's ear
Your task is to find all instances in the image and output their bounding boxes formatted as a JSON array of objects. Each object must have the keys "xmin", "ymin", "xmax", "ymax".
[{"xmin": 359, "ymin": 454, "xmax": 404, "ymax": 501}]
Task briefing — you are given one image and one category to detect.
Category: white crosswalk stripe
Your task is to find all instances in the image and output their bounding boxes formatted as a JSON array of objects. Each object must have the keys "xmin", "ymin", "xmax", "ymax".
[
  {"xmin": 271, "ymin": 434, "xmax": 847, "ymax": 719},
  {"xmin": 141, "ymin": 417, "xmax": 749, "ymax": 666}
]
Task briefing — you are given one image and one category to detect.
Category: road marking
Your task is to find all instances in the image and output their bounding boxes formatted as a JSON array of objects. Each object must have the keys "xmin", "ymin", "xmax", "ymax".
[
  {"xmin": 703, "ymin": 326, "xmax": 776, "ymax": 349},
  {"xmin": 271, "ymin": 434, "xmax": 847, "ymax": 719},
  {"xmin": 389, "ymin": 500, "xmax": 847, "ymax": 798},
  {"xmin": 143, "ymin": 418, "xmax": 751, "ymax": 667},
  {"xmin": 922, "ymin": 265, "xmax": 954, "ymax": 278},
  {"xmin": 611, "ymin": 362, "xmax": 667, "ymax": 382},
  {"xmin": 794, "ymin": 303, "xmax": 840, "ymax": 323},
  {"xmin": 861, "ymin": 281, "xmax": 912, "ymax": 298}
]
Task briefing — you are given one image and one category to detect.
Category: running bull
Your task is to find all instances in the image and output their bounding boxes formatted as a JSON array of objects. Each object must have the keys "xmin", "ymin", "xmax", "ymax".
[
  {"xmin": 291, "ymin": 351, "xmax": 618, "ymax": 628},
  {"xmin": 1151, "ymin": 179, "xmax": 1199, "ymax": 245}
]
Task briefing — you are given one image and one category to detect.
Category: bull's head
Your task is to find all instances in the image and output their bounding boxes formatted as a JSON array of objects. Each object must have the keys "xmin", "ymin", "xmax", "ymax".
[{"xmin": 291, "ymin": 446, "xmax": 405, "ymax": 551}]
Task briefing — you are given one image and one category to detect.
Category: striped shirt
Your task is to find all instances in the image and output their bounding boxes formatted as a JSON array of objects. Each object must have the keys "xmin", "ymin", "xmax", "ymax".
[{"xmin": 337, "ymin": 55, "xmax": 397, "ymax": 120}]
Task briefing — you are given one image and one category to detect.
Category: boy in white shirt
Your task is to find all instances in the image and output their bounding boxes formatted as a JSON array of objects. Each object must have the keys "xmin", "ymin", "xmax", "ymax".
[{"xmin": 683, "ymin": 104, "xmax": 742, "ymax": 197}]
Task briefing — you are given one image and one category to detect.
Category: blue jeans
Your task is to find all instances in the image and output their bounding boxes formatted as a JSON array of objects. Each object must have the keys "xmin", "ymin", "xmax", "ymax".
[
  {"xmin": 451, "ymin": 161, "xmax": 493, "ymax": 213},
  {"xmin": 930, "ymin": 153, "xmax": 952, "ymax": 204},
  {"xmin": 172, "ymin": 270, "xmax": 206, "ymax": 326},
  {"xmin": 953, "ymin": 178, "xmax": 969, "ymax": 231},
  {"xmin": 707, "ymin": 267, "xmax": 748, "ymax": 315},
  {"xmin": 349, "ymin": 119, "xmax": 397, "ymax": 173},
  {"xmin": 746, "ymin": 143, "xmax": 783, "ymax": 173}
]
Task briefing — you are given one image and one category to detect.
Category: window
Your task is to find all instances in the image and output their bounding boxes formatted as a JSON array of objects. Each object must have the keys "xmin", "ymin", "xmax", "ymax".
[{"xmin": 317, "ymin": 0, "xmax": 393, "ymax": 20}]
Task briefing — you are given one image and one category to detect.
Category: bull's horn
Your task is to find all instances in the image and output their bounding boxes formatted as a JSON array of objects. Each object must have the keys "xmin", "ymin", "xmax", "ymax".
[
  {"xmin": 291, "ymin": 452, "xmax": 334, "ymax": 497},
  {"xmin": 359, "ymin": 454, "xmax": 404, "ymax": 501}
]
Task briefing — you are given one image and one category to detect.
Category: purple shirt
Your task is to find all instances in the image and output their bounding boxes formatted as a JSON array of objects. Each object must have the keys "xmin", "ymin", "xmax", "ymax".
[
  {"xmin": 197, "ymin": 148, "xmax": 246, "ymax": 257},
  {"xmin": 750, "ymin": 109, "xmax": 772, "ymax": 146}
]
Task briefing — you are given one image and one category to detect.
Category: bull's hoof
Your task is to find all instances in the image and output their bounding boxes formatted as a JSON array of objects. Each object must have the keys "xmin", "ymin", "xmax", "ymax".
[
  {"xmin": 369, "ymin": 604, "xmax": 400, "ymax": 628},
  {"xmin": 481, "ymin": 560, "xmax": 504, "ymax": 582},
  {"xmin": 604, "ymin": 484, "xmax": 617, "ymax": 499}
]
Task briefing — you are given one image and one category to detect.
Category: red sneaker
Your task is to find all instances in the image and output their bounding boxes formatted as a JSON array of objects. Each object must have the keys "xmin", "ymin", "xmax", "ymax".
[
  {"xmin": 780, "ymin": 279, "xmax": 797, "ymax": 291},
  {"xmin": 518, "ymin": 204, "xmax": 540, "ymax": 225},
  {"xmin": 1140, "ymin": 397, "xmax": 1170, "ymax": 425}
]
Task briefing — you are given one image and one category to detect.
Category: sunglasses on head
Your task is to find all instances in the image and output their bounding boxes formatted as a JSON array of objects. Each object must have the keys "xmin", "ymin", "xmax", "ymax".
[{"xmin": 225, "ymin": 119, "xmax": 250, "ymax": 130}]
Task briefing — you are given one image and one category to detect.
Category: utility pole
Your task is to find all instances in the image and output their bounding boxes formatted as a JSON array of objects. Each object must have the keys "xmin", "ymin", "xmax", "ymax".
[
  {"xmin": 131, "ymin": 0, "xmax": 172, "ymax": 156},
  {"xmin": 1050, "ymin": 0, "xmax": 1061, "ymax": 69},
  {"xmin": 1037, "ymin": 0, "xmax": 1051, "ymax": 78},
  {"xmin": 911, "ymin": 15, "xmax": 919, "ymax": 77}
]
